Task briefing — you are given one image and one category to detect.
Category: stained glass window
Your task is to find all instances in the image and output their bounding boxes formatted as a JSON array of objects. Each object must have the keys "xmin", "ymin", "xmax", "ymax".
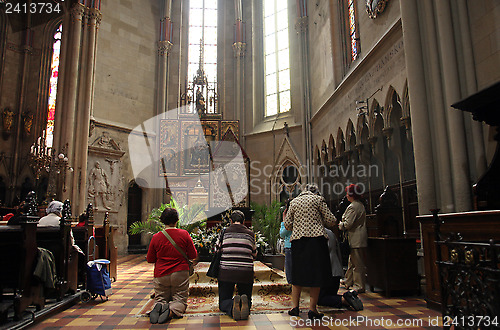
[
  {"xmin": 263, "ymin": 0, "xmax": 290, "ymax": 116},
  {"xmin": 187, "ymin": 0, "xmax": 217, "ymax": 113},
  {"xmin": 348, "ymin": 0, "xmax": 358, "ymax": 61},
  {"xmin": 46, "ymin": 23, "xmax": 62, "ymax": 148}
]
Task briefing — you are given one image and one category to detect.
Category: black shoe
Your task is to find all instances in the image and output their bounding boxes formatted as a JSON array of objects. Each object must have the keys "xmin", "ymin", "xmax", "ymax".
[
  {"xmin": 157, "ymin": 305, "xmax": 171, "ymax": 324},
  {"xmin": 343, "ymin": 290, "xmax": 364, "ymax": 311},
  {"xmin": 308, "ymin": 310, "xmax": 324, "ymax": 320},
  {"xmin": 149, "ymin": 303, "xmax": 163, "ymax": 324},
  {"xmin": 288, "ymin": 306, "xmax": 300, "ymax": 316},
  {"xmin": 232, "ymin": 295, "xmax": 241, "ymax": 320},
  {"xmin": 240, "ymin": 294, "xmax": 250, "ymax": 320}
]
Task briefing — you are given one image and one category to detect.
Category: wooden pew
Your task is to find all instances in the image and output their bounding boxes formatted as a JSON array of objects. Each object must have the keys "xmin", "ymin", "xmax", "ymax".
[
  {"xmin": 73, "ymin": 203, "xmax": 96, "ymax": 261},
  {"xmin": 36, "ymin": 223, "xmax": 79, "ymax": 298},
  {"xmin": 418, "ymin": 210, "xmax": 500, "ymax": 309},
  {"xmin": 0, "ymin": 217, "xmax": 45, "ymax": 321},
  {"xmin": 94, "ymin": 212, "xmax": 118, "ymax": 281}
]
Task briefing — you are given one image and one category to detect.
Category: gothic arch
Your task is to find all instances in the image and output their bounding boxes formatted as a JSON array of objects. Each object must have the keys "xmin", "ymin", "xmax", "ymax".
[
  {"xmin": 346, "ymin": 119, "xmax": 356, "ymax": 151},
  {"xmin": 321, "ymin": 140, "xmax": 328, "ymax": 165},
  {"xmin": 336, "ymin": 128, "xmax": 345, "ymax": 156},
  {"xmin": 384, "ymin": 86, "xmax": 403, "ymax": 129},
  {"xmin": 271, "ymin": 136, "xmax": 303, "ymax": 202},
  {"xmin": 314, "ymin": 145, "xmax": 321, "ymax": 166},
  {"xmin": 328, "ymin": 134, "xmax": 336, "ymax": 163},
  {"xmin": 369, "ymin": 99, "xmax": 383, "ymax": 137}
]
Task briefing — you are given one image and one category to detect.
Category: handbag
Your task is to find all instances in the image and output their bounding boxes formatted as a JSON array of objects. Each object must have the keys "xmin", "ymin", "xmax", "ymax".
[
  {"xmin": 206, "ymin": 228, "xmax": 225, "ymax": 278},
  {"xmin": 162, "ymin": 230, "xmax": 195, "ymax": 276}
]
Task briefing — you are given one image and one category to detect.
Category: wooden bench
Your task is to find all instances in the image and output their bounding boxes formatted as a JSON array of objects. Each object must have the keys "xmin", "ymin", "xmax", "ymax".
[
  {"xmin": 36, "ymin": 222, "xmax": 79, "ymax": 298},
  {"xmin": 0, "ymin": 218, "xmax": 45, "ymax": 321},
  {"xmin": 94, "ymin": 212, "xmax": 118, "ymax": 281},
  {"xmin": 418, "ymin": 210, "xmax": 500, "ymax": 309}
]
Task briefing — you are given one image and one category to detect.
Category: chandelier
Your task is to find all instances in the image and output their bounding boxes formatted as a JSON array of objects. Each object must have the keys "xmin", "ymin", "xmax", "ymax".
[{"xmin": 29, "ymin": 132, "xmax": 52, "ymax": 180}]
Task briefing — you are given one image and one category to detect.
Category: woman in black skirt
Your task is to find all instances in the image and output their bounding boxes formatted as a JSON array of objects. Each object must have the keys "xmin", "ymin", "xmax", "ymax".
[{"xmin": 284, "ymin": 184, "xmax": 337, "ymax": 320}]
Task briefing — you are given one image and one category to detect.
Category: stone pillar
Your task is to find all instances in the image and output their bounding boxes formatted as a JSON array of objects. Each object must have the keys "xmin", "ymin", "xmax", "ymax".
[
  {"xmin": 75, "ymin": 6, "xmax": 101, "ymax": 214},
  {"xmin": 457, "ymin": 0, "xmax": 487, "ymax": 177},
  {"xmin": 435, "ymin": 0, "xmax": 471, "ymax": 211},
  {"xmin": 59, "ymin": 3, "xmax": 84, "ymax": 201},
  {"xmin": 421, "ymin": 0, "xmax": 454, "ymax": 212},
  {"xmin": 12, "ymin": 26, "xmax": 33, "ymax": 193},
  {"xmin": 400, "ymin": 0, "xmax": 437, "ymax": 214},
  {"xmin": 295, "ymin": 0, "xmax": 312, "ymax": 182},
  {"xmin": 158, "ymin": 0, "xmax": 173, "ymax": 117},
  {"xmin": 233, "ymin": 1, "xmax": 246, "ymax": 123}
]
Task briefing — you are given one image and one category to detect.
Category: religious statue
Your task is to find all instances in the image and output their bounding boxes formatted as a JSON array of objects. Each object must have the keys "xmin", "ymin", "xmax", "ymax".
[
  {"xmin": 88, "ymin": 161, "xmax": 111, "ymax": 210},
  {"xmin": 195, "ymin": 87, "xmax": 206, "ymax": 114},
  {"xmin": 2, "ymin": 108, "xmax": 14, "ymax": 132},
  {"xmin": 23, "ymin": 111, "xmax": 33, "ymax": 136},
  {"xmin": 190, "ymin": 134, "xmax": 209, "ymax": 167}
]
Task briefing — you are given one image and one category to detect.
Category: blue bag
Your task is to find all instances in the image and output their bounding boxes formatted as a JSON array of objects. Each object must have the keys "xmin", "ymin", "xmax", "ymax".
[{"xmin": 87, "ymin": 259, "xmax": 112, "ymax": 298}]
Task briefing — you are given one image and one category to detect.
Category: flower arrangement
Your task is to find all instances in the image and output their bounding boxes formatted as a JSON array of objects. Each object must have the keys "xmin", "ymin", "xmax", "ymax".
[{"xmin": 189, "ymin": 222, "xmax": 269, "ymax": 258}]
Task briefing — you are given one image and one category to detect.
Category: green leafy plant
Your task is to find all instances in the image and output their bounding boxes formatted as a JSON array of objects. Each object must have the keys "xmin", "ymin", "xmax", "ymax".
[
  {"xmin": 128, "ymin": 198, "xmax": 207, "ymax": 236},
  {"xmin": 251, "ymin": 201, "xmax": 282, "ymax": 254}
]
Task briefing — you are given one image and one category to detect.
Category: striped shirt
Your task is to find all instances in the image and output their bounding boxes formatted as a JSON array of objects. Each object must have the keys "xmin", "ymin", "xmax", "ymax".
[{"xmin": 218, "ymin": 223, "xmax": 256, "ymax": 284}]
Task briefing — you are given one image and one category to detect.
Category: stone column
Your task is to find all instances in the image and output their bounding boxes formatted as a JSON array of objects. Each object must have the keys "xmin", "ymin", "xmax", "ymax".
[
  {"xmin": 399, "ymin": 0, "xmax": 437, "ymax": 214},
  {"xmin": 59, "ymin": 3, "xmax": 84, "ymax": 201},
  {"xmin": 233, "ymin": 0, "xmax": 246, "ymax": 123},
  {"xmin": 295, "ymin": 0, "xmax": 312, "ymax": 182},
  {"xmin": 435, "ymin": 0, "xmax": 471, "ymax": 211},
  {"xmin": 158, "ymin": 0, "xmax": 173, "ymax": 117},
  {"xmin": 75, "ymin": 6, "xmax": 101, "ymax": 214},
  {"xmin": 421, "ymin": 0, "xmax": 454, "ymax": 212},
  {"xmin": 12, "ymin": 26, "xmax": 33, "ymax": 194},
  {"xmin": 457, "ymin": 0, "xmax": 486, "ymax": 177}
]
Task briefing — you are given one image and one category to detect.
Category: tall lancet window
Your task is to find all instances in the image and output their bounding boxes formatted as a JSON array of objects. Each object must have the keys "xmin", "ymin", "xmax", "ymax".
[
  {"xmin": 348, "ymin": 0, "xmax": 359, "ymax": 61},
  {"xmin": 263, "ymin": 0, "xmax": 291, "ymax": 117},
  {"xmin": 186, "ymin": 0, "xmax": 218, "ymax": 114},
  {"xmin": 45, "ymin": 23, "xmax": 62, "ymax": 148}
]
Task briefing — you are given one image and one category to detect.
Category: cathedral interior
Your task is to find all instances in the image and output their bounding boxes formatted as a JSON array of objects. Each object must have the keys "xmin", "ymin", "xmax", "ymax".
[{"xmin": 0, "ymin": 0, "xmax": 499, "ymax": 328}]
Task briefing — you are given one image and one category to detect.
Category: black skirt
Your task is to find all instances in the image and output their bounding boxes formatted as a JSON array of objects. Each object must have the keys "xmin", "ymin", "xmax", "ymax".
[{"xmin": 291, "ymin": 236, "xmax": 332, "ymax": 287}]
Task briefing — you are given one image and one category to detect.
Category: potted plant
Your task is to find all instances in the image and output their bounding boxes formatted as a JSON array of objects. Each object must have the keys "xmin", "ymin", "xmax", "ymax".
[
  {"xmin": 251, "ymin": 201, "xmax": 284, "ymax": 269},
  {"xmin": 128, "ymin": 199, "xmax": 207, "ymax": 236}
]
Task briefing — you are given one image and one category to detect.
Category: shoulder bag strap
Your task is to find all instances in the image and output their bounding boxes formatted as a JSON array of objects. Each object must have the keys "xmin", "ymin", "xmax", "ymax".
[
  {"xmin": 216, "ymin": 228, "xmax": 226, "ymax": 251},
  {"xmin": 162, "ymin": 230, "xmax": 190, "ymax": 262}
]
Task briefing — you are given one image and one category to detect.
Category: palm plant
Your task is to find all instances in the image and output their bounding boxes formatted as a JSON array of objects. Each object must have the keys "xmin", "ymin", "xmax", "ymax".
[
  {"xmin": 251, "ymin": 200, "xmax": 282, "ymax": 254},
  {"xmin": 128, "ymin": 198, "xmax": 206, "ymax": 236}
]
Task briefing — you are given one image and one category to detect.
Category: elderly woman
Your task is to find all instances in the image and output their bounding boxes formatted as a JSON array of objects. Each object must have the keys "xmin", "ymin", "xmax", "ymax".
[
  {"xmin": 38, "ymin": 200, "xmax": 83, "ymax": 253},
  {"xmin": 147, "ymin": 208, "xmax": 197, "ymax": 324},
  {"xmin": 284, "ymin": 184, "xmax": 336, "ymax": 320},
  {"xmin": 38, "ymin": 201, "xmax": 64, "ymax": 227}
]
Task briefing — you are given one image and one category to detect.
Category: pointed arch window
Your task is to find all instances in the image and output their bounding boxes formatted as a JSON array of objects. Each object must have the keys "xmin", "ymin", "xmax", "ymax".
[
  {"xmin": 186, "ymin": 0, "xmax": 218, "ymax": 114},
  {"xmin": 347, "ymin": 0, "xmax": 359, "ymax": 61},
  {"xmin": 45, "ymin": 23, "xmax": 62, "ymax": 148},
  {"xmin": 263, "ymin": 0, "xmax": 291, "ymax": 117}
]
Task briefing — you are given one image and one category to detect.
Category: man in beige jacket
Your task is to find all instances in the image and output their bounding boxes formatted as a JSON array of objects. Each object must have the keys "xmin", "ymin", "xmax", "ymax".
[{"xmin": 338, "ymin": 184, "xmax": 367, "ymax": 293}]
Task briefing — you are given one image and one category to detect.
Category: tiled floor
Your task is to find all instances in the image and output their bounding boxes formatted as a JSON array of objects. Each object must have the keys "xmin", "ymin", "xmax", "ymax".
[{"xmin": 31, "ymin": 255, "xmax": 442, "ymax": 329}]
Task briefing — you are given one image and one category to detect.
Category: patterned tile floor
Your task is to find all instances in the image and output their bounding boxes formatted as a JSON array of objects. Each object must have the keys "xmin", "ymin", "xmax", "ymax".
[{"xmin": 31, "ymin": 255, "xmax": 442, "ymax": 329}]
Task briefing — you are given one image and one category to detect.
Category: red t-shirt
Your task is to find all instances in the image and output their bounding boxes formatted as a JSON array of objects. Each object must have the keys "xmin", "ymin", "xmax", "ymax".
[{"xmin": 147, "ymin": 228, "xmax": 198, "ymax": 278}]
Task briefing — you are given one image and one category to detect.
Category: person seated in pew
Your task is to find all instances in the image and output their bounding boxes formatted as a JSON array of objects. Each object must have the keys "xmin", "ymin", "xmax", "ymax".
[
  {"xmin": 318, "ymin": 227, "xmax": 363, "ymax": 311},
  {"xmin": 38, "ymin": 201, "xmax": 84, "ymax": 255},
  {"xmin": 3, "ymin": 213, "xmax": 14, "ymax": 223},
  {"xmin": 76, "ymin": 212, "xmax": 87, "ymax": 227},
  {"xmin": 7, "ymin": 202, "xmax": 26, "ymax": 225}
]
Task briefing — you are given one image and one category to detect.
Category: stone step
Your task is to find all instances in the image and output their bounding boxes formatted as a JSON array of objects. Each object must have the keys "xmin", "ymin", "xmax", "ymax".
[{"xmin": 188, "ymin": 261, "xmax": 290, "ymax": 297}]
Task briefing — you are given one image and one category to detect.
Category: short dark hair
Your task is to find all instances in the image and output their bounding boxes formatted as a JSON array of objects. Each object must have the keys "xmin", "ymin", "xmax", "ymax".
[
  {"xmin": 160, "ymin": 207, "xmax": 179, "ymax": 225},
  {"xmin": 231, "ymin": 210, "xmax": 245, "ymax": 223}
]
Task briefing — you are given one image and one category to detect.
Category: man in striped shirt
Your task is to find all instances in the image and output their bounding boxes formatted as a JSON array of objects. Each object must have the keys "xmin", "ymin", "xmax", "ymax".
[{"xmin": 217, "ymin": 210, "xmax": 257, "ymax": 320}]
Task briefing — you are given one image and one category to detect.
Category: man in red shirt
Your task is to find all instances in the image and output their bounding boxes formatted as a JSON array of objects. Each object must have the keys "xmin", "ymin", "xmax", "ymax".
[{"xmin": 147, "ymin": 208, "xmax": 197, "ymax": 324}]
